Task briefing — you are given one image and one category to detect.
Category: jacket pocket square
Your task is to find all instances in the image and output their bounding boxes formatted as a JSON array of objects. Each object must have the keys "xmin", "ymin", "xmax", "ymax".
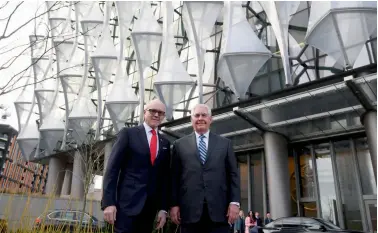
[{"xmin": 163, "ymin": 147, "xmax": 168, "ymax": 150}]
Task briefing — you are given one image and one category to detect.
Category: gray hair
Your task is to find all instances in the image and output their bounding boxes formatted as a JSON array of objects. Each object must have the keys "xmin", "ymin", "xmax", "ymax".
[{"xmin": 191, "ymin": 104, "xmax": 212, "ymax": 117}]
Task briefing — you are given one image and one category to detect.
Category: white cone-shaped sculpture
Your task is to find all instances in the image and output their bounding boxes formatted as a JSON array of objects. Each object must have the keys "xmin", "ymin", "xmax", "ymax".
[
  {"xmin": 154, "ymin": 2, "xmax": 195, "ymax": 120},
  {"xmin": 260, "ymin": 1, "xmax": 300, "ymax": 86},
  {"xmin": 17, "ymin": 98, "xmax": 43, "ymax": 161},
  {"xmin": 305, "ymin": 1, "xmax": 377, "ymax": 68},
  {"xmin": 182, "ymin": 1, "xmax": 223, "ymax": 103},
  {"xmin": 14, "ymin": 71, "xmax": 34, "ymax": 132},
  {"xmin": 105, "ymin": 64, "xmax": 139, "ymax": 132},
  {"xmin": 91, "ymin": 3, "xmax": 117, "ymax": 140},
  {"xmin": 131, "ymin": 1, "xmax": 162, "ymax": 123},
  {"xmin": 131, "ymin": 1, "xmax": 162, "ymax": 72},
  {"xmin": 68, "ymin": 86, "xmax": 97, "ymax": 146},
  {"xmin": 115, "ymin": 1, "xmax": 140, "ymax": 50},
  {"xmin": 218, "ymin": 1, "xmax": 272, "ymax": 99},
  {"xmin": 38, "ymin": 80, "xmax": 66, "ymax": 155}
]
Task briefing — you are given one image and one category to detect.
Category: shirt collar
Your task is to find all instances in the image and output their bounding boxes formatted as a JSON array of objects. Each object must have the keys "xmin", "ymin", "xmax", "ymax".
[
  {"xmin": 195, "ymin": 130, "xmax": 210, "ymax": 139},
  {"xmin": 143, "ymin": 122, "xmax": 157, "ymax": 134}
]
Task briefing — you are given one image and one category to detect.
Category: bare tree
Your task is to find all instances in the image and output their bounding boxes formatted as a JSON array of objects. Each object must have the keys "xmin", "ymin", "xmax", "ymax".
[
  {"xmin": 0, "ymin": 1, "xmax": 89, "ymax": 96},
  {"xmin": 68, "ymin": 132, "xmax": 105, "ymax": 231}
]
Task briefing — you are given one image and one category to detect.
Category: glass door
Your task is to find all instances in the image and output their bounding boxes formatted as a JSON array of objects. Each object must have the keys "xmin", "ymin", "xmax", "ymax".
[{"xmin": 365, "ymin": 200, "xmax": 377, "ymax": 233}]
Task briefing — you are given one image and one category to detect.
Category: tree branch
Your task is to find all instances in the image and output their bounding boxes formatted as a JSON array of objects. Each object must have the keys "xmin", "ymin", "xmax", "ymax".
[
  {"xmin": 0, "ymin": 22, "xmax": 97, "ymax": 95},
  {"xmin": 0, "ymin": 2, "xmax": 9, "ymax": 10},
  {"xmin": 0, "ymin": 1, "xmax": 72, "ymax": 41},
  {"xmin": 1, "ymin": 2, "xmax": 24, "ymax": 38}
]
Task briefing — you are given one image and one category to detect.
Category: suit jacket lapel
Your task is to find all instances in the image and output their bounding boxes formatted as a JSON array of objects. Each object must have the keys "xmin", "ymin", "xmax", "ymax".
[
  {"xmin": 156, "ymin": 133, "xmax": 164, "ymax": 159},
  {"xmin": 205, "ymin": 132, "xmax": 218, "ymax": 164},
  {"xmin": 137, "ymin": 125, "xmax": 150, "ymax": 154},
  {"xmin": 189, "ymin": 133, "xmax": 202, "ymax": 164}
]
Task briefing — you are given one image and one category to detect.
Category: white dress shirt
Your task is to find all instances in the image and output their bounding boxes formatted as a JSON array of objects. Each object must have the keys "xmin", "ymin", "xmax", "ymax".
[
  {"xmin": 195, "ymin": 130, "xmax": 209, "ymax": 150},
  {"xmin": 143, "ymin": 122, "xmax": 159, "ymax": 156},
  {"xmin": 194, "ymin": 130, "xmax": 240, "ymax": 207}
]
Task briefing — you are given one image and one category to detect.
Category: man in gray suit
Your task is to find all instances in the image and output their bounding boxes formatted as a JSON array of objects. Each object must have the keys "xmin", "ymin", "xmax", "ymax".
[{"xmin": 170, "ymin": 104, "xmax": 241, "ymax": 233}]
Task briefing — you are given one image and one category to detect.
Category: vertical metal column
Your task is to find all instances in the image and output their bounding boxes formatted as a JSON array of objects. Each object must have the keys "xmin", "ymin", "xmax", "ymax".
[
  {"xmin": 262, "ymin": 151, "xmax": 268, "ymax": 215},
  {"xmin": 293, "ymin": 149, "xmax": 301, "ymax": 216},
  {"xmin": 247, "ymin": 154, "xmax": 252, "ymax": 211},
  {"xmin": 330, "ymin": 141, "xmax": 345, "ymax": 229},
  {"xmin": 264, "ymin": 132, "xmax": 291, "ymax": 218},
  {"xmin": 310, "ymin": 145, "xmax": 322, "ymax": 218},
  {"xmin": 350, "ymin": 139, "xmax": 368, "ymax": 232},
  {"xmin": 363, "ymin": 111, "xmax": 377, "ymax": 181}
]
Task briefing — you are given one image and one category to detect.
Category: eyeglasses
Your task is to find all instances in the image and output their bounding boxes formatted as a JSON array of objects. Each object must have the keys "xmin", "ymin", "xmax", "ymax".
[
  {"xmin": 147, "ymin": 108, "xmax": 165, "ymax": 116},
  {"xmin": 193, "ymin": 113, "xmax": 209, "ymax": 118}
]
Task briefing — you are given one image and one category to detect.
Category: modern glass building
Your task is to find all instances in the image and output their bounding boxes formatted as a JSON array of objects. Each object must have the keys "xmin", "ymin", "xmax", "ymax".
[{"xmin": 9, "ymin": 1, "xmax": 376, "ymax": 233}]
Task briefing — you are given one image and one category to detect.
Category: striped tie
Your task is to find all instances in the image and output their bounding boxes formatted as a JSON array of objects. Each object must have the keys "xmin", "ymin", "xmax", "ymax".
[{"xmin": 198, "ymin": 134, "xmax": 207, "ymax": 164}]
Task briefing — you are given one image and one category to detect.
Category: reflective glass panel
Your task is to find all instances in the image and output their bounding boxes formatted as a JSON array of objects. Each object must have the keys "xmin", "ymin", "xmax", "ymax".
[
  {"xmin": 334, "ymin": 140, "xmax": 363, "ymax": 231},
  {"xmin": 250, "ymin": 152, "xmax": 264, "ymax": 214},
  {"xmin": 298, "ymin": 147, "xmax": 316, "ymax": 199},
  {"xmin": 314, "ymin": 143, "xmax": 338, "ymax": 225},
  {"xmin": 238, "ymin": 155, "xmax": 249, "ymax": 214}
]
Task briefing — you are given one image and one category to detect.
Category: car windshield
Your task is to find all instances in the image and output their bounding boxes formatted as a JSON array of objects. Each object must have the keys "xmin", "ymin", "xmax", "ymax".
[{"xmin": 316, "ymin": 219, "xmax": 342, "ymax": 230}]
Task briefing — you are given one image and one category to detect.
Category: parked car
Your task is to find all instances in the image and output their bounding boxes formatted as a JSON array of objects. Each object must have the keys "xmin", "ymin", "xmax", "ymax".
[
  {"xmin": 33, "ymin": 209, "xmax": 106, "ymax": 232},
  {"xmin": 261, "ymin": 217, "xmax": 365, "ymax": 233}
]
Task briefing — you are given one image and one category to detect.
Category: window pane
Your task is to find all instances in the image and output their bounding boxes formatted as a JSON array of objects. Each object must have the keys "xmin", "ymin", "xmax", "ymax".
[
  {"xmin": 355, "ymin": 138, "xmax": 377, "ymax": 195},
  {"xmin": 298, "ymin": 147, "xmax": 316, "ymax": 199},
  {"xmin": 238, "ymin": 155, "xmax": 249, "ymax": 214},
  {"xmin": 334, "ymin": 140, "xmax": 363, "ymax": 231},
  {"xmin": 300, "ymin": 202, "xmax": 317, "ymax": 217},
  {"xmin": 62, "ymin": 211, "xmax": 75, "ymax": 220},
  {"xmin": 288, "ymin": 154, "xmax": 298, "ymax": 217},
  {"xmin": 250, "ymin": 152, "xmax": 263, "ymax": 215},
  {"xmin": 314, "ymin": 143, "xmax": 338, "ymax": 225}
]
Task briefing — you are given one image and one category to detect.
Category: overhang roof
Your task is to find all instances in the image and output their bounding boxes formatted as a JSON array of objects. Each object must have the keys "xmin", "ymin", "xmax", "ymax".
[{"xmin": 160, "ymin": 64, "xmax": 377, "ymax": 152}]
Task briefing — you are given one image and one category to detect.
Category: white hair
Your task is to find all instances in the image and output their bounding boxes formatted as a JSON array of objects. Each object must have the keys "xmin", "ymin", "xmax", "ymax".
[{"xmin": 191, "ymin": 104, "xmax": 212, "ymax": 116}]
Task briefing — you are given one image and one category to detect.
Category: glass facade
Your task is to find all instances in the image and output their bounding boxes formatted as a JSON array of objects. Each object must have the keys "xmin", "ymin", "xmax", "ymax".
[
  {"xmin": 237, "ymin": 136, "xmax": 377, "ymax": 232},
  {"xmin": 314, "ymin": 143, "xmax": 338, "ymax": 224}
]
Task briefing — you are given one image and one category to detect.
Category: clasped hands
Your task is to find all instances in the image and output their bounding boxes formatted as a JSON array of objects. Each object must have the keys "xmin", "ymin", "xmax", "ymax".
[
  {"xmin": 103, "ymin": 206, "xmax": 167, "ymax": 229},
  {"xmin": 170, "ymin": 204, "xmax": 239, "ymax": 225}
]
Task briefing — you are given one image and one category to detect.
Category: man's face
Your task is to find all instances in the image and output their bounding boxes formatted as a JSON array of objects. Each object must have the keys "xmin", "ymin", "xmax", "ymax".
[
  {"xmin": 191, "ymin": 106, "xmax": 212, "ymax": 133},
  {"xmin": 255, "ymin": 212, "xmax": 260, "ymax": 218},
  {"xmin": 144, "ymin": 102, "xmax": 166, "ymax": 128},
  {"xmin": 267, "ymin": 213, "xmax": 270, "ymax": 218}
]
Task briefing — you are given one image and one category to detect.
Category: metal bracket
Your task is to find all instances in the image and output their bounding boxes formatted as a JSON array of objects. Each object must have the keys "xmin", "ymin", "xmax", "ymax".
[
  {"xmin": 160, "ymin": 127, "xmax": 184, "ymax": 139},
  {"xmin": 345, "ymin": 79, "xmax": 376, "ymax": 111},
  {"xmin": 232, "ymin": 107, "xmax": 271, "ymax": 132}
]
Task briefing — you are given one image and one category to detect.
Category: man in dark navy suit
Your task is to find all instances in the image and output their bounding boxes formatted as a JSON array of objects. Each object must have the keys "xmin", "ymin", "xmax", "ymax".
[{"xmin": 102, "ymin": 99, "xmax": 171, "ymax": 233}]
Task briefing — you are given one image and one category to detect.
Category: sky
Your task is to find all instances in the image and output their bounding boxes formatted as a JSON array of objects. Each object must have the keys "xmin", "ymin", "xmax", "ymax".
[
  {"xmin": 0, "ymin": 1, "xmax": 44, "ymax": 130},
  {"xmin": 0, "ymin": 1, "xmax": 104, "ymax": 190}
]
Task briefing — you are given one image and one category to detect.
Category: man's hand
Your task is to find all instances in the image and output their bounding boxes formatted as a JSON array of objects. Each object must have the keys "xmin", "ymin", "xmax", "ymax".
[
  {"xmin": 170, "ymin": 206, "xmax": 181, "ymax": 225},
  {"xmin": 227, "ymin": 204, "xmax": 239, "ymax": 224},
  {"xmin": 103, "ymin": 206, "xmax": 117, "ymax": 225},
  {"xmin": 156, "ymin": 210, "xmax": 167, "ymax": 229}
]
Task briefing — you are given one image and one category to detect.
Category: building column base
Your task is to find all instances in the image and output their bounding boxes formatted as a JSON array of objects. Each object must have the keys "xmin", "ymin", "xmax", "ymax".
[
  {"xmin": 264, "ymin": 132, "xmax": 291, "ymax": 219},
  {"xmin": 45, "ymin": 157, "xmax": 65, "ymax": 196},
  {"xmin": 362, "ymin": 111, "xmax": 377, "ymax": 180}
]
